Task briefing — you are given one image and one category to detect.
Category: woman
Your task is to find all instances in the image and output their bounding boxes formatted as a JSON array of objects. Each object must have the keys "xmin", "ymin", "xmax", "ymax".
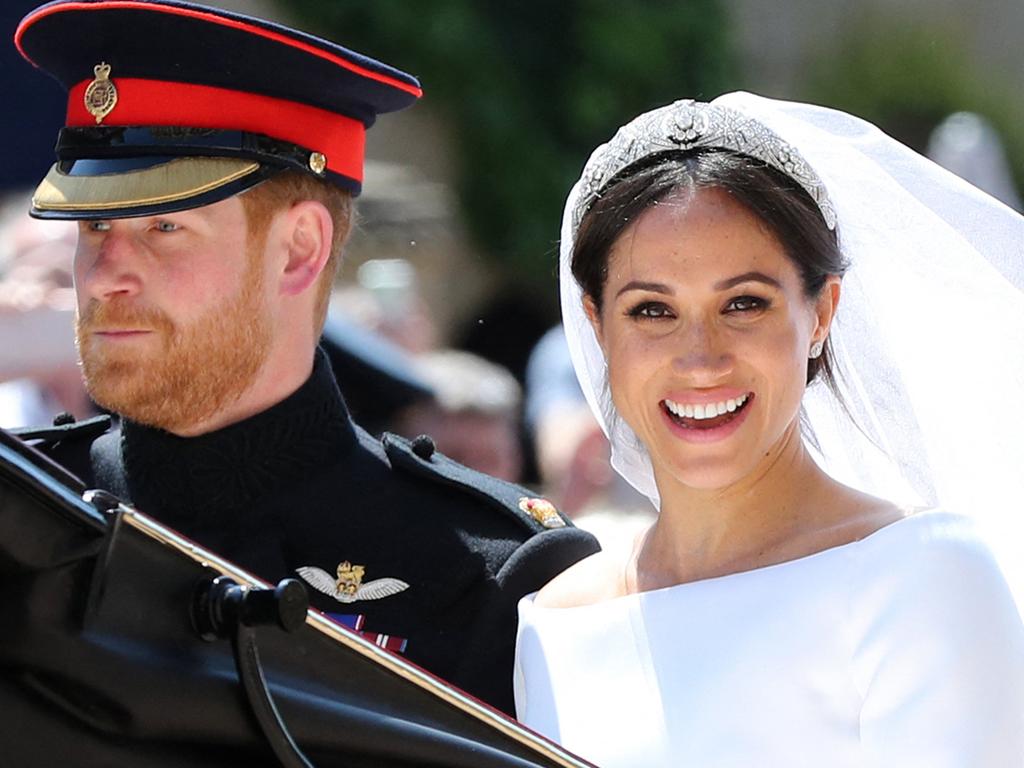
[{"xmin": 514, "ymin": 93, "xmax": 1024, "ymax": 767}]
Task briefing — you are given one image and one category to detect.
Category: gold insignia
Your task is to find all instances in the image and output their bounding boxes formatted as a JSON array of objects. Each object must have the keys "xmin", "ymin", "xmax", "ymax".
[
  {"xmin": 335, "ymin": 560, "xmax": 365, "ymax": 597},
  {"xmin": 296, "ymin": 561, "xmax": 409, "ymax": 605},
  {"xmin": 84, "ymin": 62, "xmax": 118, "ymax": 124},
  {"xmin": 519, "ymin": 497, "xmax": 566, "ymax": 529},
  {"xmin": 308, "ymin": 152, "xmax": 327, "ymax": 174}
]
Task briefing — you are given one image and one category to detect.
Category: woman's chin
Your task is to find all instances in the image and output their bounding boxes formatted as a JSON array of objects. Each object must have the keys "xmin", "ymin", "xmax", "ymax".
[{"xmin": 654, "ymin": 456, "xmax": 755, "ymax": 495}]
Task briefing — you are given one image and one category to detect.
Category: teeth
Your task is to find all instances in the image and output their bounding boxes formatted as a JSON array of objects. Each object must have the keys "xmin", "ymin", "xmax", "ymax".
[{"xmin": 665, "ymin": 394, "xmax": 749, "ymax": 420}]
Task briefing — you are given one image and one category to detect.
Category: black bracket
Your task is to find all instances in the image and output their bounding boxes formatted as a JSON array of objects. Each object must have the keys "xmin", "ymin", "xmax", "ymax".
[
  {"xmin": 192, "ymin": 576, "xmax": 317, "ymax": 768},
  {"xmin": 192, "ymin": 575, "xmax": 308, "ymax": 640}
]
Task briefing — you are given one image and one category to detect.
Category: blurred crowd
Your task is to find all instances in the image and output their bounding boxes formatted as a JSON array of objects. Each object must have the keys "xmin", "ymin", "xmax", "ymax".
[
  {"xmin": 1, "ymin": 108, "xmax": 1019, "ymax": 547},
  {"xmin": 0, "ymin": 196, "xmax": 91, "ymax": 427}
]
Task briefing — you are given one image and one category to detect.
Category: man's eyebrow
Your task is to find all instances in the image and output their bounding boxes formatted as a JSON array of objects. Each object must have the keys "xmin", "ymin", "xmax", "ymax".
[
  {"xmin": 614, "ymin": 280, "xmax": 672, "ymax": 299},
  {"xmin": 713, "ymin": 271, "xmax": 782, "ymax": 291}
]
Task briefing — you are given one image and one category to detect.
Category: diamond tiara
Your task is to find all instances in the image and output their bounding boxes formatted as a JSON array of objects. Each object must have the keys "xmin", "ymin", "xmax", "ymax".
[{"xmin": 571, "ymin": 99, "xmax": 837, "ymax": 232}]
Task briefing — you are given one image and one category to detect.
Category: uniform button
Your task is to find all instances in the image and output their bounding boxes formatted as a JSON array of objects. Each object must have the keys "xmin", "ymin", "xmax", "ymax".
[{"xmin": 411, "ymin": 434, "xmax": 436, "ymax": 459}]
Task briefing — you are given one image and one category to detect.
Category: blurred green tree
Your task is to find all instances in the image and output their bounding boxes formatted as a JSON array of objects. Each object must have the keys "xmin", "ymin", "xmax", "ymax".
[
  {"xmin": 804, "ymin": 14, "xmax": 1024, "ymax": 193},
  {"xmin": 278, "ymin": 0, "xmax": 735, "ymax": 288}
]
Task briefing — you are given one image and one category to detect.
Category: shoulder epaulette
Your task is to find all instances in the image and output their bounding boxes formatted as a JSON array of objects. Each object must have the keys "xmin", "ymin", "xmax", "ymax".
[
  {"xmin": 381, "ymin": 432, "xmax": 572, "ymax": 534},
  {"xmin": 12, "ymin": 414, "xmax": 113, "ymax": 446}
]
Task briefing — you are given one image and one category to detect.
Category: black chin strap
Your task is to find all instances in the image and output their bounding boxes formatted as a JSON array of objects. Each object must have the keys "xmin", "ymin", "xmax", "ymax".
[{"xmin": 193, "ymin": 576, "xmax": 317, "ymax": 768}]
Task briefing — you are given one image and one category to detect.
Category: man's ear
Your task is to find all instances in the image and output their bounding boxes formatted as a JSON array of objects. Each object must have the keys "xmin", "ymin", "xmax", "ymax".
[
  {"xmin": 277, "ymin": 200, "xmax": 333, "ymax": 297},
  {"xmin": 583, "ymin": 294, "xmax": 606, "ymax": 352},
  {"xmin": 811, "ymin": 276, "xmax": 841, "ymax": 346}
]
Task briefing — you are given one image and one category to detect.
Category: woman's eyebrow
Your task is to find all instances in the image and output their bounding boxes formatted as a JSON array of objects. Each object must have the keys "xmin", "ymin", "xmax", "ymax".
[
  {"xmin": 614, "ymin": 280, "xmax": 672, "ymax": 298},
  {"xmin": 714, "ymin": 271, "xmax": 782, "ymax": 291}
]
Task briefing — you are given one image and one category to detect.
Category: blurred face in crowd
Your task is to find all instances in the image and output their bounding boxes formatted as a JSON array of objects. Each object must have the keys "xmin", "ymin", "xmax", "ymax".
[
  {"xmin": 434, "ymin": 411, "xmax": 523, "ymax": 482},
  {"xmin": 397, "ymin": 404, "xmax": 523, "ymax": 482},
  {"xmin": 73, "ymin": 195, "xmax": 272, "ymax": 433}
]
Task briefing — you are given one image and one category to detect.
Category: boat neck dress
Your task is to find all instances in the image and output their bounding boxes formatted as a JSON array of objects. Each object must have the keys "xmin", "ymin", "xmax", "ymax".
[{"xmin": 514, "ymin": 511, "xmax": 1024, "ymax": 767}]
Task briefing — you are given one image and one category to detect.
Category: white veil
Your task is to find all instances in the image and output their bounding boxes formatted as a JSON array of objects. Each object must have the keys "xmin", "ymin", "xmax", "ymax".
[{"xmin": 560, "ymin": 92, "xmax": 1024, "ymax": 602}]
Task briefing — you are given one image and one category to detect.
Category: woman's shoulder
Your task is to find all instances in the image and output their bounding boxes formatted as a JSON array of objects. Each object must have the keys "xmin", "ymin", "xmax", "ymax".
[
  {"xmin": 846, "ymin": 509, "xmax": 1019, "ymax": 620},
  {"xmin": 845, "ymin": 511, "xmax": 1024, "ymax": 760},
  {"xmin": 851, "ymin": 509, "xmax": 996, "ymax": 567}
]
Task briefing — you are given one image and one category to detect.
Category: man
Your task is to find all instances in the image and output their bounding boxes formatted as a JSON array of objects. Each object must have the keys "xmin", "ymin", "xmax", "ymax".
[{"xmin": 13, "ymin": 0, "xmax": 598, "ymax": 715}]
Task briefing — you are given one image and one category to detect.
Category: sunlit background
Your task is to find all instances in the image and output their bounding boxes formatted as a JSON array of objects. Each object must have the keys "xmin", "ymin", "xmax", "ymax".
[{"xmin": 3, "ymin": 0, "xmax": 1021, "ymax": 520}]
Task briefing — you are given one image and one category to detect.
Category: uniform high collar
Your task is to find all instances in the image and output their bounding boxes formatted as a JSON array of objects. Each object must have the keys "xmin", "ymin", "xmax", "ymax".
[{"xmin": 119, "ymin": 348, "xmax": 355, "ymax": 528}]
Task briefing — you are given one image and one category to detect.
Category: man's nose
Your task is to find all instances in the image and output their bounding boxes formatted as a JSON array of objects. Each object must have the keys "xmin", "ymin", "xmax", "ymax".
[{"xmin": 77, "ymin": 229, "xmax": 144, "ymax": 302}]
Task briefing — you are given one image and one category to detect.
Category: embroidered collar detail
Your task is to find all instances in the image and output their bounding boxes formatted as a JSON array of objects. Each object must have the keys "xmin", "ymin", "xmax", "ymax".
[{"xmin": 119, "ymin": 348, "xmax": 355, "ymax": 528}]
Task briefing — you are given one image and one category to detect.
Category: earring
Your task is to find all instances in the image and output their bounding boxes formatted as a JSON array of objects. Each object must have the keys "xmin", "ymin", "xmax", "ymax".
[{"xmin": 809, "ymin": 340, "xmax": 824, "ymax": 359}]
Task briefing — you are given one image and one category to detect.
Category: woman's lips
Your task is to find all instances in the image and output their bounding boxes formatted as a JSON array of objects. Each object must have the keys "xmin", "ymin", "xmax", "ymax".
[
  {"xmin": 663, "ymin": 392, "xmax": 750, "ymax": 420},
  {"xmin": 660, "ymin": 392, "xmax": 754, "ymax": 443}
]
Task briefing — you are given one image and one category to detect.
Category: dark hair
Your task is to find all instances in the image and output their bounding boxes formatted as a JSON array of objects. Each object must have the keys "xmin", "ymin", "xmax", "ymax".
[{"xmin": 571, "ymin": 149, "xmax": 848, "ymax": 392}]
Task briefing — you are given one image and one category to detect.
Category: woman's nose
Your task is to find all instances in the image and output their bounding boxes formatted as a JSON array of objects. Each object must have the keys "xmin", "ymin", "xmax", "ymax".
[{"xmin": 670, "ymin": 319, "xmax": 732, "ymax": 379}]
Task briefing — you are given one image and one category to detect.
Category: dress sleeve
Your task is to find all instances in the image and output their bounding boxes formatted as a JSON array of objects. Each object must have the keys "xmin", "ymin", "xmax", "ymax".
[{"xmin": 849, "ymin": 513, "xmax": 1024, "ymax": 767}]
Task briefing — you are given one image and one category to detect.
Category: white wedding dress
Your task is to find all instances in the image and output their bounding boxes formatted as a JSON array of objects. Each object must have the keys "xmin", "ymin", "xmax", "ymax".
[{"xmin": 514, "ymin": 511, "xmax": 1024, "ymax": 767}]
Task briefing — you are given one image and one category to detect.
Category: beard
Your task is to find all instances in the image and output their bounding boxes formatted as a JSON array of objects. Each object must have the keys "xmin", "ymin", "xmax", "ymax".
[{"xmin": 75, "ymin": 254, "xmax": 271, "ymax": 434}]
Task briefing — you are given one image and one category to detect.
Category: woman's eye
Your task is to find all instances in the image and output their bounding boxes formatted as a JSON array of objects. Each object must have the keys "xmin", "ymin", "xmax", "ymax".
[
  {"xmin": 628, "ymin": 301, "xmax": 674, "ymax": 320},
  {"xmin": 725, "ymin": 295, "xmax": 768, "ymax": 313}
]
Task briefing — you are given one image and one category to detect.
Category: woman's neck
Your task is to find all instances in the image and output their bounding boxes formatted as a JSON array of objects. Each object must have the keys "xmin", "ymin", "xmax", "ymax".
[{"xmin": 633, "ymin": 422, "xmax": 836, "ymax": 590}]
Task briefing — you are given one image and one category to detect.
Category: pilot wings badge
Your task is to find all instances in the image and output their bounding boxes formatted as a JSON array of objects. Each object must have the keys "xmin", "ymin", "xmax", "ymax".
[{"xmin": 296, "ymin": 561, "xmax": 409, "ymax": 604}]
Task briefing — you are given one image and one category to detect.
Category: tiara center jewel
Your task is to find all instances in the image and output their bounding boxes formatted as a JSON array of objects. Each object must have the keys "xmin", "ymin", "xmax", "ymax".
[{"xmin": 84, "ymin": 62, "xmax": 118, "ymax": 124}]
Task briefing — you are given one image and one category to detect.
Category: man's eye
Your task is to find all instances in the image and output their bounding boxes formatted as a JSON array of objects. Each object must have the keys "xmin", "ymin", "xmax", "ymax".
[
  {"xmin": 725, "ymin": 296, "xmax": 768, "ymax": 313},
  {"xmin": 155, "ymin": 221, "xmax": 180, "ymax": 233},
  {"xmin": 87, "ymin": 220, "xmax": 112, "ymax": 232},
  {"xmin": 628, "ymin": 301, "xmax": 674, "ymax": 320}
]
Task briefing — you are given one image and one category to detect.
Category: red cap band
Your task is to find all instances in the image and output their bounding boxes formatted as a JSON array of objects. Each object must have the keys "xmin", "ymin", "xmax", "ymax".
[{"xmin": 67, "ymin": 78, "xmax": 366, "ymax": 183}]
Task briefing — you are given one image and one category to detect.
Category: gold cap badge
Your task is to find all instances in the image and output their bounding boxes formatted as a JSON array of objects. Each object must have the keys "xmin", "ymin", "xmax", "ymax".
[
  {"xmin": 519, "ymin": 497, "xmax": 566, "ymax": 529},
  {"xmin": 84, "ymin": 62, "xmax": 118, "ymax": 124}
]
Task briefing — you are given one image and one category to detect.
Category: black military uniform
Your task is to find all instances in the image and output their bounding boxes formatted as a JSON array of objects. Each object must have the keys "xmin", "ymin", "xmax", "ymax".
[
  {"xmin": 14, "ymin": 0, "xmax": 599, "ymax": 716},
  {"xmin": 25, "ymin": 350, "xmax": 596, "ymax": 713}
]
